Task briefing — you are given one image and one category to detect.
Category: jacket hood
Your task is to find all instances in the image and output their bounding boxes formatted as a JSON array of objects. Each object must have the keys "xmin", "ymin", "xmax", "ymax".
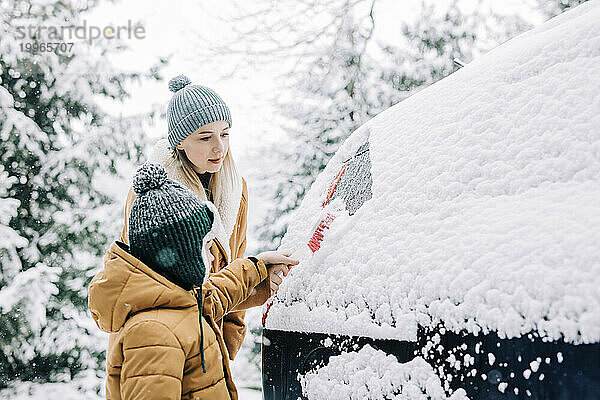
[{"xmin": 88, "ymin": 240, "xmax": 197, "ymax": 333}]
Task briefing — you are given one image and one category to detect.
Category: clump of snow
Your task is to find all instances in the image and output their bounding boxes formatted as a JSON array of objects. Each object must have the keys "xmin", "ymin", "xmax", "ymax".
[
  {"xmin": 498, "ymin": 382, "xmax": 508, "ymax": 393},
  {"xmin": 267, "ymin": 1, "xmax": 600, "ymax": 344},
  {"xmin": 530, "ymin": 358, "xmax": 541, "ymax": 372},
  {"xmin": 300, "ymin": 345, "xmax": 468, "ymax": 400},
  {"xmin": 557, "ymin": 352, "xmax": 564, "ymax": 363}
]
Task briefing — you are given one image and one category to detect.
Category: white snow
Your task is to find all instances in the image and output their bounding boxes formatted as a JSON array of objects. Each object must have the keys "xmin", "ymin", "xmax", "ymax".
[
  {"xmin": 0, "ymin": 370, "xmax": 103, "ymax": 400},
  {"xmin": 237, "ymin": 387, "xmax": 263, "ymax": 400},
  {"xmin": 266, "ymin": 1, "xmax": 600, "ymax": 344},
  {"xmin": 300, "ymin": 345, "xmax": 468, "ymax": 400},
  {"xmin": 498, "ymin": 382, "xmax": 508, "ymax": 393}
]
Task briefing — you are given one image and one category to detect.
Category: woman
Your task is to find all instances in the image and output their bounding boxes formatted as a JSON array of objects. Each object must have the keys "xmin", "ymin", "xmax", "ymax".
[{"xmin": 119, "ymin": 74, "xmax": 289, "ymax": 361}]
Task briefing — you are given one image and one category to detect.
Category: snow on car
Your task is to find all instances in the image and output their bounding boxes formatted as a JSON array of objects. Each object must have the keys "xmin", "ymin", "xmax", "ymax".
[{"xmin": 262, "ymin": 2, "xmax": 600, "ymax": 399}]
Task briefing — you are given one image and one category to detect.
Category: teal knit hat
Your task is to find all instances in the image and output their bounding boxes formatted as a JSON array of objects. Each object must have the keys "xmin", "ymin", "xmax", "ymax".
[
  {"xmin": 128, "ymin": 162, "xmax": 215, "ymax": 291},
  {"xmin": 166, "ymin": 74, "xmax": 233, "ymax": 150}
]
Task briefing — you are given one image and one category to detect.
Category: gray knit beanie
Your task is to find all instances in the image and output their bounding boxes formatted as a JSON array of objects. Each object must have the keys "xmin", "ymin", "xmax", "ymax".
[
  {"xmin": 166, "ymin": 74, "xmax": 232, "ymax": 150},
  {"xmin": 128, "ymin": 162, "xmax": 215, "ymax": 291}
]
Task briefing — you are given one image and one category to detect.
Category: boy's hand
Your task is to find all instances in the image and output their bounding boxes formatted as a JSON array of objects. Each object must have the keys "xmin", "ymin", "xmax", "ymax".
[
  {"xmin": 268, "ymin": 263, "xmax": 291, "ymax": 295},
  {"xmin": 255, "ymin": 251, "xmax": 298, "ymax": 296}
]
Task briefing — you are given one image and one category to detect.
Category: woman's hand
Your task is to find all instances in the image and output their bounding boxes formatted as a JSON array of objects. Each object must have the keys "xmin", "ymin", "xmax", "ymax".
[{"xmin": 256, "ymin": 251, "xmax": 299, "ymax": 267}]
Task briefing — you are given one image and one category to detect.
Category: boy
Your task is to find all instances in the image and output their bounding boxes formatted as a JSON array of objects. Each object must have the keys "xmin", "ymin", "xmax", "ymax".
[{"xmin": 88, "ymin": 163, "xmax": 297, "ymax": 399}]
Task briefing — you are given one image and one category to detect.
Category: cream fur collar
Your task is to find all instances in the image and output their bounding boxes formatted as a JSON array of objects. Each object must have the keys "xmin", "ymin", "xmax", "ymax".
[{"xmin": 146, "ymin": 138, "xmax": 243, "ymax": 263}]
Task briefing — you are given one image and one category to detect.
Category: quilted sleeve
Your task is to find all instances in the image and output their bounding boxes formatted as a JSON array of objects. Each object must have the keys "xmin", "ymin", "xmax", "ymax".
[
  {"xmin": 203, "ymin": 258, "xmax": 267, "ymax": 323},
  {"xmin": 120, "ymin": 320, "xmax": 185, "ymax": 400}
]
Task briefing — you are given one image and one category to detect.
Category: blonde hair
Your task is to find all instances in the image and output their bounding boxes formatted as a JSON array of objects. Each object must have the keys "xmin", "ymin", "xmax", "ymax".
[{"xmin": 172, "ymin": 146, "xmax": 240, "ymax": 207}]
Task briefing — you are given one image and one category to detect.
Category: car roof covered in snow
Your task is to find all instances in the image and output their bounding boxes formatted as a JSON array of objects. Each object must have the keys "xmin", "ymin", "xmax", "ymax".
[{"xmin": 265, "ymin": 1, "xmax": 600, "ymax": 345}]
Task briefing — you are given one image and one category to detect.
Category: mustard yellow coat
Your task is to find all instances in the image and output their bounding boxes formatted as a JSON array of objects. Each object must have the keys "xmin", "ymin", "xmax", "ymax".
[
  {"xmin": 88, "ymin": 240, "xmax": 268, "ymax": 400},
  {"xmin": 119, "ymin": 178, "xmax": 270, "ymax": 360}
]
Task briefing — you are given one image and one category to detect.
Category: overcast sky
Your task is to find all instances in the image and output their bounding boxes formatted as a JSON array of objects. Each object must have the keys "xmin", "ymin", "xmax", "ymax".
[{"xmin": 84, "ymin": 0, "xmax": 542, "ymax": 141}]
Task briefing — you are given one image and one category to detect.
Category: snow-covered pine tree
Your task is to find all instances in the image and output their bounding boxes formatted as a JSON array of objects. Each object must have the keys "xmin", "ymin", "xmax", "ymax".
[
  {"xmin": 0, "ymin": 0, "xmax": 164, "ymax": 393},
  {"xmin": 0, "ymin": 164, "xmax": 29, "ymax": 324}
]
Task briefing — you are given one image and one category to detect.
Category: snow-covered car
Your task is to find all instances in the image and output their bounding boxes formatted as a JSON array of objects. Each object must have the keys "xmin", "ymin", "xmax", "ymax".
[{"xmin": 261, "ymin": 3, "xmax": 600, "ymax": 400}]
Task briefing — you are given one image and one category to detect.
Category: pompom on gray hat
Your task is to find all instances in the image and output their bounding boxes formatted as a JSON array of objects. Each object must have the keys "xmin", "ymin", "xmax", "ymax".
[{"xmin": 166, "ymin": 74, "xmax": 232, "ymax": 150}]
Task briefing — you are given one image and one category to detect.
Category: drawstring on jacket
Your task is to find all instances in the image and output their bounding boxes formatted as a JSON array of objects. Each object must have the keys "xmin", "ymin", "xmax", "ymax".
[{"xmin": 193, "ymin": 287, "xmax": 207, "ymax": 373}]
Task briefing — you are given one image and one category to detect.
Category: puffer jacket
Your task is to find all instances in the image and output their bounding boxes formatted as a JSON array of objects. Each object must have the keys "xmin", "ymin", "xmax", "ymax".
[
  {"xmin": 120, "ymin": 139, "xmax": 270, "ymax": 360},
  {"xmin": 88, "ymin": 240, "xmax": 268, "ymax": 400}
]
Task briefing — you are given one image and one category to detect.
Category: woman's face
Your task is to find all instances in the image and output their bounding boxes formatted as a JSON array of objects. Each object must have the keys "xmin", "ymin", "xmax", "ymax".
[{"xmin": 176, "ymin": 120, "xmax": 230, "ymax": 174}]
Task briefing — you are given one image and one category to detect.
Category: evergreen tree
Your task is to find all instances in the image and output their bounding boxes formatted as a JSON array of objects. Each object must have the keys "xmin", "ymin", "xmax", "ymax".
[
  {"xmin": 0, "ymin": 0, "xmax": 164, "ymax": 393},
  {"xmin": 538, "ymin": 0, "xmax": 590, "ymax": 17}
]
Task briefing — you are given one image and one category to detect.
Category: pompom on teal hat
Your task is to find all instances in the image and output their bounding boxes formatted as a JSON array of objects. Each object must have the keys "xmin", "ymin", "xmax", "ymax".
[
  {"xmin": 166, "ymin": 74, "xmax": 232, "ymax": 151},
  {"xmin": 127, "ymin": 162, "xmax": 216, "ymax": 291}
]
